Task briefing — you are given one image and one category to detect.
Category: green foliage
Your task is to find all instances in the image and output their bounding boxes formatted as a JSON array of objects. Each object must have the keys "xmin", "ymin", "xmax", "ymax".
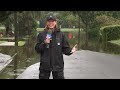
[
  {"xmin": 88, "ymin": 27, "xmax": 100, "ymax": 40},
  {"xmin": 39, "ymin": 11, "xmax": 78, "ymax": 28},
  {"xmin": 0, "ymin": 28, "xmax": 5, "ymax": 32},
  {"xmin": 108, "ymin": 39, "xmax": 120, "ymax": 46},
  {"xmin": 64, "ymin": 14, "xmax": 78, "ymax": 28},
  {"xmin": 31, "ymin": 20, "xmax": 38, "ymax": 37},
  {"xmin": 100, "ymin": 25, "xmax": 120, "ymax": 41},
  {"xmin": 0, "ymin": 11, "xmax": 14, "ymax": 22},
  {"xmin": 96, "ymin": 15, "xmax": 120, "ymax": 27},
  {"xmin": 17, "ymin": 12, "xmax": 39, "ymax": 38}
]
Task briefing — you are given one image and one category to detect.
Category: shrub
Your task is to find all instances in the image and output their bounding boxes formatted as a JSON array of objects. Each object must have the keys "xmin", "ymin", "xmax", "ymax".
[
  {"xmin": 100, "ymin": 25, "xmax": 120, "ymax": 41},
  {"xmin": 88, "ymin": 27, "xmax": 100, "ymax": 40}
]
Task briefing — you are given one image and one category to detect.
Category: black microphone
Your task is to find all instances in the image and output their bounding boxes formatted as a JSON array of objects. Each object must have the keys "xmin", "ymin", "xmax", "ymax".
[{"xmin": 46, "ymin": 30, "xmax": 52, "ymax": 48}]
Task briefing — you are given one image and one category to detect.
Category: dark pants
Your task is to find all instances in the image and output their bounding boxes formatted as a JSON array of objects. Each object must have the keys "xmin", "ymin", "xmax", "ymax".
[{"xmin": 39, "ymin": 70, "xmax": 64, "ymax": 79}]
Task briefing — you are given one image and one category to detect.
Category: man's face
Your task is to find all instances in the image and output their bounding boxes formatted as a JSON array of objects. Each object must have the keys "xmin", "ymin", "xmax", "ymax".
[{"xmin": 47, "ymin": 20, "xmax": 57, "ymax": 29}]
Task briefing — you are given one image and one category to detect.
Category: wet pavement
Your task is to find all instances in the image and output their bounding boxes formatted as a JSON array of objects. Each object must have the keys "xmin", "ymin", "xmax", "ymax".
[
  {"xmin": 17, "ymin": 50, "xmax": 120, "ymax": 79},
  {"xmin": 0, "ymin": 53, "xmax": 12, "ymax": 72}
]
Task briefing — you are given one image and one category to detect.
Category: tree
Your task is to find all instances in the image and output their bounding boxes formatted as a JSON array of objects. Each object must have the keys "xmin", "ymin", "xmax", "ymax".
[
  {"xmin": 72, "ymin": 11, "xmax": 100, "ymax": 48},
  {"xmin": 39, "ymin": 11, "xmax": 78, "ymax": 28},
  {"xmin": 65, "ymin": 14, "xmax": 78, "ymax": 28},
  {"xmin": 0, "ymin": 11, "xmax": 14, "ymax": 36},
  {"xmin": 0, "ymin": 11, "xmax": 13, "ymax": 22}
]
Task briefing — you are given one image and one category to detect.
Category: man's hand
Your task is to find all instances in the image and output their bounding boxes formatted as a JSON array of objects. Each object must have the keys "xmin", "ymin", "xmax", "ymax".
[{"xmin": 71, "ymin": 44, "xmax": 78, "ymax": 53}]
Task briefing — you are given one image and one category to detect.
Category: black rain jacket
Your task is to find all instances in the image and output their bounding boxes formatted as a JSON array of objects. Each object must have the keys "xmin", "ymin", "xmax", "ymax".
[{"xmin": 35, "ymin": 28, "xmax": 72, "ymax": 71}]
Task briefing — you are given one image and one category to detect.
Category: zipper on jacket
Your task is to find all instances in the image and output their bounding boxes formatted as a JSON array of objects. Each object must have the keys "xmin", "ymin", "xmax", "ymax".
[{"xmin": 50, "ymin": 33, "xmax": 54, "ymax": 71}]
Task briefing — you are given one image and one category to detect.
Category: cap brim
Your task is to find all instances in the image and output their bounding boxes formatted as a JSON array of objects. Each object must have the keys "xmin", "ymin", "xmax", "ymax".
[{"xmin": 47, "ymin": 18, "xmax": 56, "ymax": 21}]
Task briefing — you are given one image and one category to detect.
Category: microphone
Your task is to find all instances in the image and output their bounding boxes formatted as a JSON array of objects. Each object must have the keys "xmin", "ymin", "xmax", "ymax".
[{"xmin": 46, "ymin": 30, "xmax": 52, "ymax": 48}]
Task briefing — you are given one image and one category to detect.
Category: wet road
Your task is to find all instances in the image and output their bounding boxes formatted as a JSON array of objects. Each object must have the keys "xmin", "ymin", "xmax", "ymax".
[
  {"xmin": 17, "ymin": 50, "xmax": 120, "ymax": 79},
  {"xmin": 0, "ymin": 53, "xmax": 12, "ymax": 72}
]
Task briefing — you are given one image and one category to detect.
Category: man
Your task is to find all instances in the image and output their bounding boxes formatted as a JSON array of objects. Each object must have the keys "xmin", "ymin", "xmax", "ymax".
[{"xmin": 35, "ymin": 15, "xmax": 77, "ymax": 79}]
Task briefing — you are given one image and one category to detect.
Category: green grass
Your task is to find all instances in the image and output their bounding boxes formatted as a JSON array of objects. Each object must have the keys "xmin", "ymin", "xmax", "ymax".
[
  {"xmin": 0, "ymin": 41, "xmax": 7, "ymax": 44},
  {"xmin": 0, "ymin": 37, "xmax": 14, "ymax": 39},
  {"xmin": 61, "ymin": 28, "xmax": 79, "ymax": 32},
  {"xmin": 25, "ymin": 35, "xmax": 30, "ymax": 38},
  {"xmin": 23, "ymin": 38, "xmax": 29, "ymax": 40},
  {"xmin": 108, "ymin": 39, "xmax": 120, "ymax": 46},
  {"xmin": 36, "ymin": 28, "xmax": 81, "ymax": 32},
  {"xmin": 36, "ymin": 28, "xmax": 44, "ymax": 31},
  {"xmin": 0, "ymin": 41, "xmax": 25, "ymax": 46},
  {"xmin": 0, "ymin": 27, "xmax": 5, "ymax": 29},
  {"xmin": 0, "ymin": 27, "xmax": 5, "ymax": 32},
  {"xmin": 18, "ymin": 41, "xmax": 26, "ymax": 46}
]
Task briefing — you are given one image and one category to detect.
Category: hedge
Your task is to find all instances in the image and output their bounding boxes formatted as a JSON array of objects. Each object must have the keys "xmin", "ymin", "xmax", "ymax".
[{"xmin": 100, "ymin": 25, "xmax": 120, "ymax": 41}]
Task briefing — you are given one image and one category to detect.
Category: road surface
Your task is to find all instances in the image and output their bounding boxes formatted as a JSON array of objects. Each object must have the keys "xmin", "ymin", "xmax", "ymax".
[{"xmin": 17, "ymin": 50, "xmax": 120, "ymax": 79}]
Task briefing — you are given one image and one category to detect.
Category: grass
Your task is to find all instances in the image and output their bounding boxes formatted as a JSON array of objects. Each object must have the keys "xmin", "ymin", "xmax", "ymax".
[
  {"xmin": 0, "ymin": 37, "xmax": 14, "ymax": 39},
  {"xmin": 0, "ymin": 27, "xmax": 5, "ymax": 29},
  {"xmin": 61, "ymin": 28, "xmax": 79, "ymax": 32},
  {"xmin": 36, "ymin": 28, "xmax": 81, "ymax": 32},
  {"xmin": 0, "ymin": 29, "xmax": 3, "ymax": 32},
  {"xmin": 0, "ymin": 27, "xmax": 5, "ymax": 33},
  {"xmin": 18, "ymin": 41, "xmax": 26, "ymax": 46},
  {"xmin": 22, "ymin": 38, "xmax": 29, "ymax": 40},
  {"xmin": 108, "ymin": 39, "xmax": 120, "ymax": 46},
  {"xmin": 0, "ymin": 41, "xmax": 25, "ymax": 46},
  {"xmin": 0, "ymin": 41, "xmax": 7, "ymax": 44},
  {"xmin": 36, "ymin": 28, "xmax": 44, "ymax": 31},
  {"xmin": 25, "ymin": 35, "xmax": 30, "ymax": 38}
]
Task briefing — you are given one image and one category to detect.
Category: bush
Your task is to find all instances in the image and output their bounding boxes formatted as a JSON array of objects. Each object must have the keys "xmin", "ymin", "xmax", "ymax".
[
  {"xmin": 88, "ymin": 27, "xmax": 100, "ymax": 40},
  {"xmin": 100, "ymin": 25, "xmax": 120, "ymax": 41}
]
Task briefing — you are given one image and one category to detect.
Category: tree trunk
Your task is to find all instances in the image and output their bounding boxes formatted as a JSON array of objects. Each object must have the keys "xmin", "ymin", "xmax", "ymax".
[
  {"xmin": 78, "ymin": 16, "xmax": 80, "ymax": 50},
  {"xmin": 5, "ymin": 26, "xmax": 9, "ymax": 37},
  {"xmin": 5, "ymin": 23, "xmax": 11, "ymax": 37},
  {"xmin": 14, "ymin": 12, "xmax": 18, "ymax": 47},
  {"xmin": 85, "ymin": 24, "xmax": 88, "ymax": 48},
  {"xmin": 13, "ymin": 13, "xmax": 18, "ymax": 79}
]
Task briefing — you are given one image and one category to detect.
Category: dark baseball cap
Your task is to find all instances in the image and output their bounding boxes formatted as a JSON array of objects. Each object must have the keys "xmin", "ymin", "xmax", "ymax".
[{"xmin": 46, "ymin": 15, "xmax": 57, "ymax": 21}]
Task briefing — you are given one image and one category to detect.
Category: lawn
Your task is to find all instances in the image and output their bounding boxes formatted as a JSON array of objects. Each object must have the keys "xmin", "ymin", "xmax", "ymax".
[
  {"xmin": 0, "ymin": 41, "xmax": 25, "ymax": 46},
  {"xmin": 18, "ymin": 41, "xmax": 26, "ymax": 46},
  {"xmin": 36, "ymin": 28, "xmax": 81, "ymax": 32},
  {"xmin": 61, "ymin": 28, "xmax": 79, "ymax": 32},
  {"xmin": 108, "ymin": 39, "xmax": 120, "ymax": 46},
  {"xmin": 0, "ymin": 41, "xmax": 7, "ymax": 44},
  {"xmin": 0, "ymin": 37, "xmax": 14, "ymax": 40},
  {"xmin": 0, "ymin": 27, "xmax": 5, "ymax": 30},
  {"xmin": 0, "ymin": 27, "xmax": 5, "ymax": 33}
]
